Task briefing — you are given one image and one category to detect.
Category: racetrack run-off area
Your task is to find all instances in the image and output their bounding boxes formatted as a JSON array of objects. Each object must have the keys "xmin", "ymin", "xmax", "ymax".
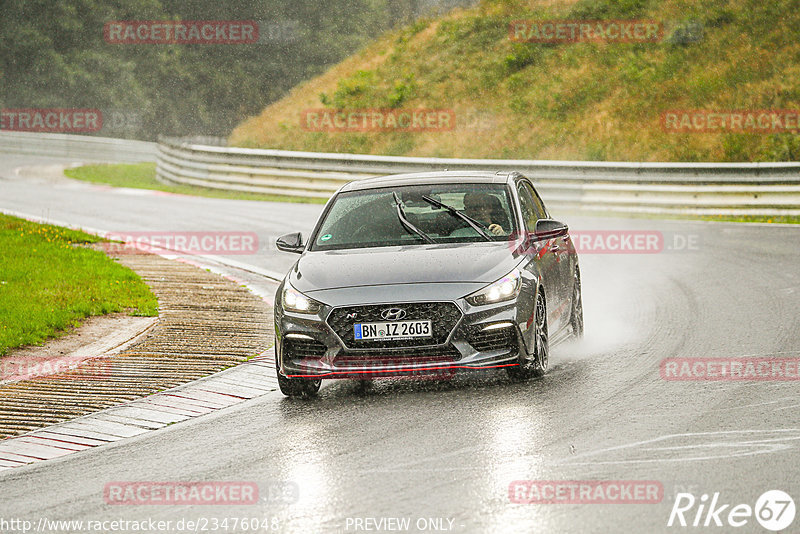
[{"xmin": 0, "ymin": 250, "xmax": 273, "ymax": 440}]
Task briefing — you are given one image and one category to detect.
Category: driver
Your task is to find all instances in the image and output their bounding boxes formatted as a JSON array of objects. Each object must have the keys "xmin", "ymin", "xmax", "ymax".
[{"xmin": 463, "ymin": 192, "xmax": 507, "ymax": 236}]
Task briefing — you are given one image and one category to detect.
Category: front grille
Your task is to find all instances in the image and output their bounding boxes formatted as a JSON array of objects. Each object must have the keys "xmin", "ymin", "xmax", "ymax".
[
  {"xmin": 334, "ymin": 344, "xmax": 462, "ymax": 367},
  {"xmin": 327, "ymin": 302, "xmax": 462, "ymax": 349},
  {"xmin": 468, "ymin": 325, "xmax": 517, "ymax": 352},
  {"xmin": 284, "ymin": 338, "xmax": 327, "ymax": 359}
]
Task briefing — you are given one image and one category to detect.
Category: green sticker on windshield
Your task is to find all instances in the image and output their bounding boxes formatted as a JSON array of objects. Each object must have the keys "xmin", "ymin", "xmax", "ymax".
[{"xmin": 320, "ymin": 234, "xmax": 332, "ymax": 241}]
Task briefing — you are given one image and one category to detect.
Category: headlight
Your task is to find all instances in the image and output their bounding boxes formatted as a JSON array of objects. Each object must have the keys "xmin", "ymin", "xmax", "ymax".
[
  {"xmin": 281, "ymin": 283, "xmax": 322, "ymax": 314},
  {"xmin": 465, "ymin": 268, "xmax": 521, "ymax": 306}
]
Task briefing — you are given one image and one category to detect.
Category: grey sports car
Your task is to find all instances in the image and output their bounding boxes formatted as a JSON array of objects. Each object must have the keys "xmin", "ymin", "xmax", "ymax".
[{"xmin": 274, "ymin": 171, "xmax": 583, "ymax": 396}]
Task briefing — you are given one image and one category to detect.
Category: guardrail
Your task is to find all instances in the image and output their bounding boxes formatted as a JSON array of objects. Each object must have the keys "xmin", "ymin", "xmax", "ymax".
[
  {"xmin": 0, "ymin": 131, "xmax": 156, "ymax": 163},
  {"xmin": 157, "ymin": 137, "xmax": 800, "ymax": 216},
  {"xmin": 2, "ymin": 131, "xmax": 796, "ymax": 216}
]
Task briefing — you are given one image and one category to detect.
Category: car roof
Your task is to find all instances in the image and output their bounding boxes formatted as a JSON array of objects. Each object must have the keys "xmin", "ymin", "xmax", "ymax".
[{"xmin": 339, "ymin": 171, "xmax": 520, "ymax": 192}]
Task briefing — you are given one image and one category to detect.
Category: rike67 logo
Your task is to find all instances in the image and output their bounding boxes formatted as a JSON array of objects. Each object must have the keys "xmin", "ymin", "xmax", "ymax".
[{"xmin": 668, "ymin": 490, "xmax": 795, "ymax": 531}]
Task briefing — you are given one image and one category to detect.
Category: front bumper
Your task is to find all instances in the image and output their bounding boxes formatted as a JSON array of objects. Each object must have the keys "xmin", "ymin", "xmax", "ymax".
[{"xmin": 276, "ymin": 297, "xmax": 527, "ymax": 379}]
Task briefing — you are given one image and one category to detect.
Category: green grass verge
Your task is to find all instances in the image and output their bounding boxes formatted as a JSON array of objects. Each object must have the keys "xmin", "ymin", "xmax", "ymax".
[
  {"xmin": 63, "ymin": 163, "xmax": 327, "ymax": 204},
  {"xmin": 0, "ymin": 213, "xmax": 159, "ymax": 356}
]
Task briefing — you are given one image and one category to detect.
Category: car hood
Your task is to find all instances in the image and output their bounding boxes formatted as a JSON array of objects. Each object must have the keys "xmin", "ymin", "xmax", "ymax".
[{"xmin": 289, "ymin": 242, "xmax": 520, "ymax": 294}]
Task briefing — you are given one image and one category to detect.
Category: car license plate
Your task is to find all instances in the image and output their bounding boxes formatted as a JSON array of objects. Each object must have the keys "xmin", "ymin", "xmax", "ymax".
[{"xmin": 354, "ymin": 320, "xmax": 432, "ymax": 340}]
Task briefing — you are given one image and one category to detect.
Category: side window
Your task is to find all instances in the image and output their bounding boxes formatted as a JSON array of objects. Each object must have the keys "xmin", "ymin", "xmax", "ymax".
[
  {"xmin": 522, "ymin": 182, "xmax": 547, "ymax": 220},
  {"xmin": 516, "ymin": 183, "xmax": 538, "ymax": 232}
]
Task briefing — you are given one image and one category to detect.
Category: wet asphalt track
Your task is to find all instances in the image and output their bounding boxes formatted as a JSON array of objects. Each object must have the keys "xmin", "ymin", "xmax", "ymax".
[{"xmin": 1, "ymin": 155, "xmax": 799, "ymax": 533}]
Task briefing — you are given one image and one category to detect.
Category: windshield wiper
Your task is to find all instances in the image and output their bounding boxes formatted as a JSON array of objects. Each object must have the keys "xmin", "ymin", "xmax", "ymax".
[
  {"xmin": 393, "ymin": 192, "xmax": 435, "ymax": 244},
  {"xmin": 421, "ymin": 195, "xmax": 492, "ymax": 241}
]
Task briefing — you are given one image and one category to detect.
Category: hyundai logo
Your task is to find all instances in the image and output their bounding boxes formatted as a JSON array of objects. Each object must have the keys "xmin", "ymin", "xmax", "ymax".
[{"xmin": 380, "ymin": 308, "xmax": 407, "ymax": 321}]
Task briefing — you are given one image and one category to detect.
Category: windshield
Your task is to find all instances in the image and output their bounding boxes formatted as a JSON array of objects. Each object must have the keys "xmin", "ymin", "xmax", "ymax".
[{"xmin": 310, "ymin": 183, "xmax": 517, "ymax": 251}]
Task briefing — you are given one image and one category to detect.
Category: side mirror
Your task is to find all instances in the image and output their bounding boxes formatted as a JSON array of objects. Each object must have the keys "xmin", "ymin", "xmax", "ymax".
[
  {"xmin": 276, "ymin": 232, "xmax": 304, "ymax": 254},
  {"xmin": 534, "ymin": 219, "xmax": 569, "ymax": 240}
]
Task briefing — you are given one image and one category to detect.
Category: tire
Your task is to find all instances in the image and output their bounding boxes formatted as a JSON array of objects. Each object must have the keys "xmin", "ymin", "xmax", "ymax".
[
  {"xmin": 507, "ymin": 291, "xmax": 549, "ymax": 380},
  {"xmin": 276, "ymin": 350, "xmax": 321, "ymax": 397},
  {"xmin": 570, "ymin": 268, "xmax": 584, "ymax": 339}
]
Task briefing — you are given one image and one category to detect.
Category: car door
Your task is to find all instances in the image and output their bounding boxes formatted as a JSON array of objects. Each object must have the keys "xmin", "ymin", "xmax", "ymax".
[
  {"xmin": 526, "ymin": 181, "xmax": 572, "ymax": 331},
  {"xmin": 516, "ymin": 180, "xmax": 561, "ymax": 338}
]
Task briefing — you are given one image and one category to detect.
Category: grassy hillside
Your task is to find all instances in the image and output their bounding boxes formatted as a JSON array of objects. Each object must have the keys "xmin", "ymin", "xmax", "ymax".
[{"xmin": 230, "ymin": 0, "xmax": 800, "ymax": 162}]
